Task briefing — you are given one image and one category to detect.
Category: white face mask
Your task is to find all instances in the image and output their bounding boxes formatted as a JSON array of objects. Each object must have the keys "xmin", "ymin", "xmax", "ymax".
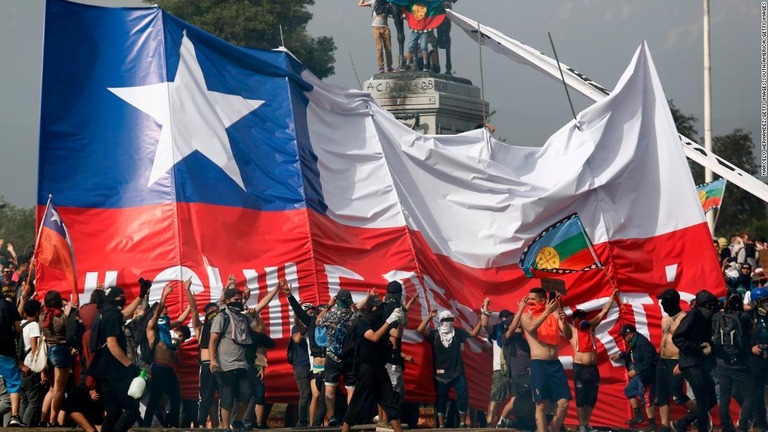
[{"xmin": 439, "ymin": 320, "xmax": 454, "ymax": 333}]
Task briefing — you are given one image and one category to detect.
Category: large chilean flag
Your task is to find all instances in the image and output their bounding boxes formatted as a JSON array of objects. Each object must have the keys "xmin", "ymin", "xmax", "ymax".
[{"xmin": 39, "ymin": 0, "xmax": 724, "ymax": 426}]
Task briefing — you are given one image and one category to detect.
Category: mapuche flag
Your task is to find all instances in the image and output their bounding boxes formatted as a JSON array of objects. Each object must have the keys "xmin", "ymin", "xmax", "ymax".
[
  {"xmin": 390, "ymin": 0, "xmax": 446, "ymax": 31},
  {"xmin": 518, "ymin": 213, "xmax": 602, "ymax": 277},
  {"xmin": 35, "ymin": 197, "xmax": 77, "ymax": 299},
  {"xmin": 696, "ymin": 178, "xmax": 726, "ymax": 213}
]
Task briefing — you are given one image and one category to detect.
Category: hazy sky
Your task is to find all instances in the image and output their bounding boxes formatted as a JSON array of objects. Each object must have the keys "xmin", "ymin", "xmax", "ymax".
[{"xmin": 0, "ymin": 0, "xmax": 759, "ymax": 207}]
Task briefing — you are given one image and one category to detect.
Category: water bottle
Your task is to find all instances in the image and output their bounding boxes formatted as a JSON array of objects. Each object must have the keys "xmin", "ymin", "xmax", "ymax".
[{"xmin": 127, "ymin": 369, "xmax": 147, "ymax": 399}]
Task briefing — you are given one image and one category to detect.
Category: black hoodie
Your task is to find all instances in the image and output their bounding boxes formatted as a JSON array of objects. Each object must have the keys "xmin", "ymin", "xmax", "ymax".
[{"xmin": 672, "ymin": 290, "xmax": 718, "ymax": 370}]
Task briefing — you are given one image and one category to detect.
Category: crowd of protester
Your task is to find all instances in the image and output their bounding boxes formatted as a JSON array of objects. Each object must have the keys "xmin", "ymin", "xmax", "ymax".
[{"xmin": 0, "ymin": 232, "xmax": 767, "ymax": 432}]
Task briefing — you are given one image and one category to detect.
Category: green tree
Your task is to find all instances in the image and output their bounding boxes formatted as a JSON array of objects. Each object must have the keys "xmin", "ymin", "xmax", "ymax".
[
  {"xmin": 150, "ymin": 0, "xmax": 336, "ymax": 79},
  {"xmin": 708, "ymin": 129, "xmax": 767, "ymax": 238},
  {"xmin": 0, "ymin": 198, "xmax": 36, "ymax": 261}
]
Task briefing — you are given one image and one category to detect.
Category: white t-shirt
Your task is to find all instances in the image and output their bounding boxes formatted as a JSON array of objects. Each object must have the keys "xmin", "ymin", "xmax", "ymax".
[{"xmin": 21, "ymin": 319, "xmax": 41, "ymax": 367}]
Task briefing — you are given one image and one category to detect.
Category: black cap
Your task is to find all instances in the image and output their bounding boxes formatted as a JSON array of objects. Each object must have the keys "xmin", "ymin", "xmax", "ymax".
[
  {"xmin": 619, "ymin": 324, "xmax": 636, "ymax": 336},
  {"xmin": 656, "ymin": 288, "xmax": 680, "ymax": 301},
  {"xmin": 386, "ymin": 281, "xmax": 403, "ymax": 295},
  {"xmin": 498, "ymin": 309, "xmax": 513, "ymax": 319},
  {"xmin": 572, "ymin": 309, "xmax": 587, "ymax": 320},
  {"xmin": 336, "ymin": 289, "xmax": 352, "ymax": 302}
]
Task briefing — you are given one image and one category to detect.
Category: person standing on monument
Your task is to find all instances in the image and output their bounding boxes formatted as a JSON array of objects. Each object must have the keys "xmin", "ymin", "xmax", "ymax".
[{"xmin": 359, "ymin": 0, "xmax": 395, "ymax": 73}]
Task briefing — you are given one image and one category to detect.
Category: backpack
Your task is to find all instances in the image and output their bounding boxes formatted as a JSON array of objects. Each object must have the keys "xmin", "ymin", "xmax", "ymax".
[
  {"xmin": 326, "ymin": 311, "xmax": 356, "ymax": 362},
  {"xmin": 133, "ymin": 302, "xmax": 160, "ymax": 365},
  {"xmin": 373, "ymin": 0, "xmax": 389, "ymax": 16},
  {"xmin": 712, "ymin": 311, "xmax": 743, "ymax": 364},
  {"xmin": 16, "ymin": 320, "xmax": 33, "ymax": 360},
  {"xmin": 314, "ymin": 326, "xmax": 328, "ymax": 347},
  {"xmin": 65, "ymin": 311, "xmax": 85, "ymax": 350}
]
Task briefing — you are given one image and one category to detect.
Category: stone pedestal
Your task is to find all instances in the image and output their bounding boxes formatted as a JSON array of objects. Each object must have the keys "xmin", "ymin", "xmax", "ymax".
[{"xmin": 363, "ymin": 71, "xmax": 489, "ymax": 135}]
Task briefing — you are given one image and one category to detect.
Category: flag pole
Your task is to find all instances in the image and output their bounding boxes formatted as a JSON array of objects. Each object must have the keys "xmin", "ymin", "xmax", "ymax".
[
  {"xmin": 548, "ymin": 32, "xmax": 581, "ymax": 131},
  {"xmin": 712, "ymin": 180, "xmax": 726, "ymax": 234},
  {"xmin": 25, "ymin": 195, "xmax": 52, "ymax": 296}
]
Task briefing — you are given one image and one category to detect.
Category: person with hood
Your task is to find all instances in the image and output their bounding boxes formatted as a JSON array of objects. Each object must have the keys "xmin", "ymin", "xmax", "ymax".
[
  {"xmin": 654, "ymin": 289, "xmax": 697, "ymax": 432},
  {"xmin": 671, "ymin": 290, "xmax": 719, "ymax": 432},
  {"xmin": 341, "ymin": 296, "xmax": 405, "ymax": 432},
  {"xmin": 712, "ymin": 294, "xmax": 754, "ymax": 432},
  {"xmin": 141, "ymin": 280, "xmax": 193, "ymax": 427},
  {"xmin": 91, "ymin": 286, "xmax": 141, "ymax": 432},
  {"xmin": 381, "ymin": 281, "xmax": 416, "ymax": 423},
  {"xmin": 418, "ymin": 306, "xmax": 483, "ymax": 428},
  {"xmin": 611, "ymin": 324, "xmax": 658, "ymax": 429},
  {"xmin": 566, "ymin": 289, "xmax": 618, "ymax": 432},
  {"xmin": 520, "ymin": 287, "xmax": 572, "ymax": 432}
]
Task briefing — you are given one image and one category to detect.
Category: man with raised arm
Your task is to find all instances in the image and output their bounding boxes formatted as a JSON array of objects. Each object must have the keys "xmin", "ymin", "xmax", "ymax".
[
  {"xmin": 566, "ymin": 289, "xmax": 617, "ymax": 432},
  {"xmin": 521, "ymin": 287, "xmax": 572, "ymax": 432},
  {"xmin": 479, "ymin": 298, "xmax": 521, "ymax": 427},
  {"xmin": 142, "ymin": 280, "xmax": 193, "ymax": 427},
  {"xmin": 417, "ymin": 306, "xmax": 483, "ymax": 428}
]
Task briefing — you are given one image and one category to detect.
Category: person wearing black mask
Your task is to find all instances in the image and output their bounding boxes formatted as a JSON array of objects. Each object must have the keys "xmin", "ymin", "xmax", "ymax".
[
  {"xmin": 341, "ymin": 296, "xmax": 404, "ymax": 432},
  {"xmin": 90, "ymin": 286, "xmax": 140, "ymax": 432},
  {"xmin": 654, "ymin": 289, "xmax": 696, "ymax": 432},
  {"xmin": 381, "ymin": 281, "xmax": 416, "ymax": 424},
  {"xmin": 671, "ymin": 290, "xmax": 719, "ymax": 432},
  {"xmin": 724, "ymin": 261, "xmax": 753, "ymax": 296}
]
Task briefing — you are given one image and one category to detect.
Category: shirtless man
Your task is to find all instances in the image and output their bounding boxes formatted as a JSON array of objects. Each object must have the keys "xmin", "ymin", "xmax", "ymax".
[
  {"xmin": 654, "ymin": 289, "xmax": 696, "ymax": 432},
  {"xmin": 567, "ymin": 289, "xmax": 617, "ymax": 432},
  {"xmin": 142, "ymin": 280, "xmax": 193, "ymax": 427},
  {"xmin": 521, "ymin": 287, "xmax": 572, "ymax": 432}
]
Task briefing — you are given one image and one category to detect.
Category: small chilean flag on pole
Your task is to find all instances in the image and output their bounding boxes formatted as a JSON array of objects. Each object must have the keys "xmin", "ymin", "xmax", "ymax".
[{"xmin": 34, "ymin": 195, "xmax": 77, "ymax": 300}]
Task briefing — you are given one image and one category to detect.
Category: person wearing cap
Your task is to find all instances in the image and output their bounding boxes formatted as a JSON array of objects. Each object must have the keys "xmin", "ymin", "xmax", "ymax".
[
  {"xmin": 496, "ymin": 297, "xmax": 532, "ymax": 429},
  {"xmin": 610, "ymin": 324, "xmax": 658, "ymax": 428},
  {"xmin": 565, "ymin": 289, "xmax": 618, "ymax": 432},
  {"xmin": 670, "ymin": 290, "xmax": 719, "ymax": 432},
  {"xmin": 520, "ymin": 287, "xmax": 572, "ymax": 432},
  {"xmin": 653, "ymin": 289, "xmax": 697, "ymax": 432},
  {"xmin": 316, "ymin": 288, "xmax": 357, "ymax": 427},
  {"xmin": 479, "ymin": 297, "xmax": 521, "ymax": 428},
  {"xmin": 724, "ymin": 260, "xmax": 753, "ymax": 296},
  {"xmin": 418, "ymin": 305, "xmax": 483, "ymax": 428},
  {"xmin": 0, "ymin": 282, "xmax": 25, "ymax": 426},
  {"xmin": 282, "ymin": 282, "xmax": 332, "ymax": 427},
  {"xmin": 380, "ymin": 281, "xmax": 416, "ymax": 425},
  {"xmin": 90, "ymin": 286, "xmax": 140, "ymax": 432}
]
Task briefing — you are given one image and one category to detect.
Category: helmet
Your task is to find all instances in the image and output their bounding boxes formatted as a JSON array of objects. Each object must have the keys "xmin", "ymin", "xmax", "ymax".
[{"xmin": 751, "ymin": 287, "xmax": 768, "ymax": 303}]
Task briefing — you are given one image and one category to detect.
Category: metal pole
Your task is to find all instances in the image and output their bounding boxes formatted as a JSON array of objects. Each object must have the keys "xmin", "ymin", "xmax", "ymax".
[{"xmin": 704, "ymin": 0, "xmax": 715, "ymax": 235}]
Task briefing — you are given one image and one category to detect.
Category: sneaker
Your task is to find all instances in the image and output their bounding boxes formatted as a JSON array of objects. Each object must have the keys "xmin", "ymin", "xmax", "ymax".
[
  {"xmin": 378, "ymin": 67, "xmax": 385, "ymax": 73},
  {"xmin": 387, "ymin": 67, "xmax": 395, "ymax": 72},
  {"xmin": 231, "ymin": 420, "xmax": 246, "ymax": 432},
  {"xmin": 9, "ymin": 416, "xmax": 28, "ymax": 427},
  {"xmin": 496, "ymin": 418, "xmax": 509, "ymax": 429},
  {"xmin": 670, "ymin": 420, "xmax": 683, "ymax": 432},
  {"xmin": 459, "ymin": 423, "xmax": 468, "ymax": 428},
  {"xmin": 577, "ymin": 426, "xmax": 587, "ymax": 432},
  {"xmin": 422, "ymin": 67, "xmax": 429, "ymax": 72},
  {"xmin": 328, "ymin": 418, "xmax": 339, "ymax": 427}
]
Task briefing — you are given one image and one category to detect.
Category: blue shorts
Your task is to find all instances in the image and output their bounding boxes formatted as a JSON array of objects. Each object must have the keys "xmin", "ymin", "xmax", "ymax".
[
  {"xmin": 408, "ymin": 31, "xmax": 429, "ymax": 54},
  {"xmin": 0, "ymin": 354, "xmax": 21, "ymax": 393},
  {"xmin": 529, "ymin": 359, "xmax": 571, "ymax": 403},
  {"xmin": 47, "ymin": 344, "xmax": 73, "ymax": 369},
  {"xmin": 624, "ymin": 374, "xmax": 654, "ymax": 406}
]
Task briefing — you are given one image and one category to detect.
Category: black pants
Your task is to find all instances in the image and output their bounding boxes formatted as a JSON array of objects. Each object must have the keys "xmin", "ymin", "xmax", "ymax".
[
  {"xmin": 141, "ymin": 363, "xmax": 180, "ymax": 427},
  {"xmin": 20, "ymin": 372, "xmax": 43, "ymax": 427},
  {"xmin": 313, "ymin": 370, "xmax": 327, "ymax": 426},
  {"xmin": 100, "ymin": 376, "xmax": 140, "ymax": 432},
  {"xmin": 197, "ymin": 361, "xmax": 218, "ymax": 426},
  {"xmin": 294, "ymin": 364, "xmax": 312, "ymax": 427},
  {"xmin": 680, "ymin": 366, "xmax": 716, "ymax": 432},
  {"xmin": 343, "ymin": 363, "xmax": 400, "ymax": 427},
  {"xmin": 749, "ymin": 360, "xmax": 768, "ymax": 430},
  {"xmin": 243, "ymin": 367, "xmax": 267, "ymax": 429},
  {"xmin": 717, "ymin": 366, "xmax": 754, "ymax": 430}
]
